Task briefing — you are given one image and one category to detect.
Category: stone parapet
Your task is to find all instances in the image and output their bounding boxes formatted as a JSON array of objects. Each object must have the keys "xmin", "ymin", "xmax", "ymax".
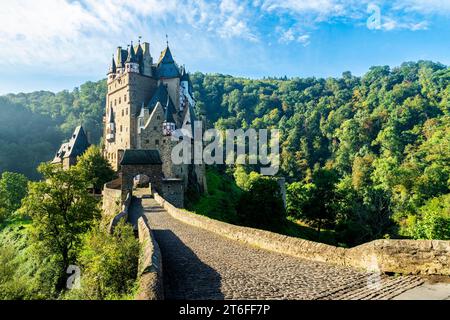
[
  {"xmin": 154, "ymin": 193, "xmax": 450, "ymax": 276},
  {"xmin": 135, "ymin": 216, "xmax": 164, "ymax": 300}
]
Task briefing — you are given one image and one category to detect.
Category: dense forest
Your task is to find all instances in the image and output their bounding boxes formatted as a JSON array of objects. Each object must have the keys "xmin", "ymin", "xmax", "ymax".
[
  {"xmin": 0, "ymin": 61, "xmax": 449, "ymax": 246},
  {"xmin": 0, "ymin": 82, "xmax": 106, "ymax": 179}
]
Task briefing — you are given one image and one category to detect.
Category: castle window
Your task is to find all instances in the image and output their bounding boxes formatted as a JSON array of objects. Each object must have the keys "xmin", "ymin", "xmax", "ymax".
[
  {"xmin": 155, "ymin": 139, "xmax": 159, "ymax": 146},
  {"xmin": 119, "ymin": 97, "xmax": 121, "ymax": 104},
  {"xmin": 157, "ymin": 116, "xmax": 160, "ymax": 120},
  {"xmin": 126, "ymin": 108, "xmax": 128, "ymax": 115},
  {"xmin": 120, "ymin": 125, "xmax": 123, "ymax": 132},
  {"xmin": 122, "ymin": 109, "xmax": 124, "ymax": 117},
  {"xmin": 124, "ymin": 95, "xmax": 127, "ymax": 102},
  {"xmin": 145, "ymin": 139, "xmax": 150, "ymax": 144},
  {"xmin": 115, "ymin": 99, "xmax": 117, "ymax": 106},
  {"xmin": 154, "ymin": 126, "xmax": 157, "ymax": 131}
]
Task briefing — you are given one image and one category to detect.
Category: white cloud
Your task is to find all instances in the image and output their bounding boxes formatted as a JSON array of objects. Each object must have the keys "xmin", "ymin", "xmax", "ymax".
[
  {"xmin": 393, "ymin": 0, "xmax": 450, "ymax": 14},
  {"xmin": 278, "ymin": 28, "xmax": 311, "ymax": 46},
  {"xmin": 297, "ymin": 34, "xmax": 311, "ymax": 46},
  {"xmin": 262, "ymin": 0, "xmax": 344, "ymax": 15},
  {"xmin": 0, "ymin": 0, "xmax": 259, "ymax": 73},
  {"xmin": 261, "ymin": 0, "xmax": 445, "ymax": 31},
  {"xmin": 0, "ymin": 0, "xmax": 446, "ymax": 83}
]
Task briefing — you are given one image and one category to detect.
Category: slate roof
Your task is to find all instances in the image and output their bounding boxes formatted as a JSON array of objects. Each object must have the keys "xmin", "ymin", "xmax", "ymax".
[
  {"xmin": 145, "ymin": 83, "xmax": 177, "ymax": 117},
  {"xmin": 164, "ymin": 97, "xmax": 176, "ymax": 123},
  {"xmin": 126, "ymin": 43, "xmax": 137, "ymax": 63},
  {"xmin": 108, "ymin": 106, "xmax": 114, "ymax": 123},
  {"xmin": 108, "ymin": 55, "xmax": 116, "ymax": 74},
  {"xmin": 52, "ymin": 126, "xmax": 90, "ymax": 163},
  {"xmin": 120, "ymin": 149, "xmax": 162, "ymax": 165},
  {"xmin": 157, "ymin": 46, "xmax": 180, "ymax": 78}
]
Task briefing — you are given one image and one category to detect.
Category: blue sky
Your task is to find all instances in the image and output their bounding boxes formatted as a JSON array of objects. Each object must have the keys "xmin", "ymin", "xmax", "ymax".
[{"xmin": 1, "ymin": 0, "xmax": 450, "ymax": 94}]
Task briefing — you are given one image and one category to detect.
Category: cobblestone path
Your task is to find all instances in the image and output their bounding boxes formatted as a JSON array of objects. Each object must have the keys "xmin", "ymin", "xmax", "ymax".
[{"xmin": 131, "ymin": 193, "xmax": 424, "ymax": 300}]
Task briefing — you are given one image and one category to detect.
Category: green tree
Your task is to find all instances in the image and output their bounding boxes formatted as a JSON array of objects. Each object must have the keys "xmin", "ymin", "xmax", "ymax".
[
  {"xmin": 20, "ymin": 163, "xmax": 100, "ymax": 291},
  {"xmin": 237, "ymin": 176, "xmax": 285, "ymax": 232},
  {"xmin": 408, "ymin": 194, "xmax": 450, "ymax": 240},
  {"xmin": 75, "ymin": 145, "xmax": 115, "ymax": 192},
  {"xmin": 287, "ymin": 168, "xmax": 339, "ymax": 235},
  {"xmin": 0, "ymin": 172, "xmax": 28, "ymax": 222}
]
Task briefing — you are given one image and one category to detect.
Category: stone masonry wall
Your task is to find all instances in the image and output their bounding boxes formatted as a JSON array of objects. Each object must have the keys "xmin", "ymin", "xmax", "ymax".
[
  {"xmin": 135, "ymin": 216, "xmax": 164, "ymax": 300},
  {"xmin": 102, "ymin": 184, "xmax": 122, "ymax": 221},
  {"xmin": 154, "ymin": 193, "xmax": 450, "ymax": 276}
]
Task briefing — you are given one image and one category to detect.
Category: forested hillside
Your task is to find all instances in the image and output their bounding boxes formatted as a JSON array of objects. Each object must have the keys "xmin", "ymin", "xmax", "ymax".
[
  {"xmin": 189, "ymin": 61, "xmax": 449, "ymax": 243},
  {"xmin": 0, "ymin": 82, "xmax": 106, "ymax": 179},
  {"xmin": 1, "ymin": 61, "xmax": 449, "ymax": 243}
]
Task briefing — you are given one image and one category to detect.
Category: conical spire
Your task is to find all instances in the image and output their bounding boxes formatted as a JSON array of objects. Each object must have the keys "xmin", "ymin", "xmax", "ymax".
[
  {"xmin": 126, "ymin": 42, "xmax": 137, "ymax": 63},
  {"xmin": 158, "ymin": 45, "xmax": 174, "ymax": 64},
  {"xmin": 157, "ymin": 45, "xmax": 179, "ymax": 78},
  {"xmin": 164, "ymin": 91, "xmax": 176, "ymax": 124},
  {"xmin": 108, "ymin": 54, "xmax": 116, "ymax": 74}
]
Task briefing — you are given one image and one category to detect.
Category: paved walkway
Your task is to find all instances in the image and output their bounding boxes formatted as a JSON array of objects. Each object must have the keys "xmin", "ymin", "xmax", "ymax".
[
  {"xmin": 129, "ymin": 191, "xmax": 427, "ymax": 300},
  {"xmin": 392, "ymin": 283, "xmax": 450, "ymax": 300}
]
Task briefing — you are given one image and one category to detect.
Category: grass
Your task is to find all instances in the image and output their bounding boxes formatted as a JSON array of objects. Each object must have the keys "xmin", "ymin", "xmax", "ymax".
[
  {"xmin": 283, "ymin": 216, "xmax": 337, "ymax": 246},
  {"xmin": 188, "ymin": 167, "xmax": 242, "ymax": 224}
]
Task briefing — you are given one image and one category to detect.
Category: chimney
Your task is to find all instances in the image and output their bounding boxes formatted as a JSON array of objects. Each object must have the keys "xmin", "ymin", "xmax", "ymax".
[
  {"xmin": 142, "ymin": 42, "xmax": 150, "ymax": 55},
  {"xmin": 116, "ymin": 46, "xmax": 122, "ymax": 66}
]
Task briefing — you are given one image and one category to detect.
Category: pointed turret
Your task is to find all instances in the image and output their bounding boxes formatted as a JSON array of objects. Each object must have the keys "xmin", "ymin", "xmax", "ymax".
[
  {"xmin": 126, "ymin": 42, "xmax": 137, "ymax": 63},
  {"xmin": 125, "ymin": 41, "xmax": 139, "ymax": 73},
  {"xmin": 163, "ymin": 89, "xmax": 176, "ymax": 136},
  {"xmin": 157, "ymin": 44, "xmax": 179, "ymax": 78},
  {"xmin": 107, "ymin": 54, "xmax": 117, "ymax": 84},
  {"xmin": 106, "ymin": 107, "xmax": 115, "ymax": 142},
  {"xmin": 108, "ymin": 55, "xmax": 116, "ymax": 74}
]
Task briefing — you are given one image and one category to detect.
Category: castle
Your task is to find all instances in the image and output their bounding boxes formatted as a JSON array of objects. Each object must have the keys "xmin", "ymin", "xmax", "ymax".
[
  {"xmin": 52, "ymin": 125, "xmax": 90, "ymax": 170},
  {"xmin": 102, "ymin": 39, "xmax": 206, "ymax": 207}
]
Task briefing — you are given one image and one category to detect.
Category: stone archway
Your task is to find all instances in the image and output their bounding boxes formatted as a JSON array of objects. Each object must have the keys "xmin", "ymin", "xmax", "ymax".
[{"xmin": 119, "ymin": 150, "xmax": 164, "ymax": 195}]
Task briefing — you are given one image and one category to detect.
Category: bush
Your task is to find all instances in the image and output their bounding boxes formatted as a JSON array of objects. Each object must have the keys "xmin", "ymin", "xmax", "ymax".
[
  {"xmin": 63, "ymin": 221, "xmax": 140, "ymax": 300},
  {"xmin": 408, "ymin": 194, "xmax": 450, "ymax": 240}
]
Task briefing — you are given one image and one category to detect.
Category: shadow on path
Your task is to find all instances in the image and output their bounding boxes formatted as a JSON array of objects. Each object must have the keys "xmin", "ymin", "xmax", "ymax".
[{"xmin": 153, "ymin": 229, "xmax": 224, "ymax": 300}]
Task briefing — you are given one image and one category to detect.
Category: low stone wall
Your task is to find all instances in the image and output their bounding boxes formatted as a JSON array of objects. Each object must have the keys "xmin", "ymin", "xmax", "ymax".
[
  {"xmin": 135, "ymin": 216, "xmax": 164, "ymax": 300},
  {"xmin": 154, "ymin": 193, "xmax": 450, "ymax": 276},
  {"xmin": 108, "ymin": 192, "xmax": 132, "ymax": 233},
  {"xmin": 102, "ymin": 184, "xmax": 122, "ymax": 222},
  {"xmin": 347, "ymin": 239, "xmax": 450, "ymax": 275}
]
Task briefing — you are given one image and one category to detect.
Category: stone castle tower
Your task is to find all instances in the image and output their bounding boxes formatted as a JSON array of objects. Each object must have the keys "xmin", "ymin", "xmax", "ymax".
[{"xmin": 103, "ymin": 39, "xmax": 206, "ymax": 202}]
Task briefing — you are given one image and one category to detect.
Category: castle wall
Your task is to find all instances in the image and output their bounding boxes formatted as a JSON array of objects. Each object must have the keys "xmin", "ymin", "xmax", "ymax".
[
  {"xmin": 161, "ymin": 180, "xmax": 184, "ymax": 208},
  {"xmin": 104, "ymin": 72, "xmax": 157, "ymax": 170},
  {"xmin": 121, "ymin": 164, "xmax": 163, "ymax": 194},
  {"xmin": 102, "ymin": 183, "xmax": 123, "ymax": 221}
]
